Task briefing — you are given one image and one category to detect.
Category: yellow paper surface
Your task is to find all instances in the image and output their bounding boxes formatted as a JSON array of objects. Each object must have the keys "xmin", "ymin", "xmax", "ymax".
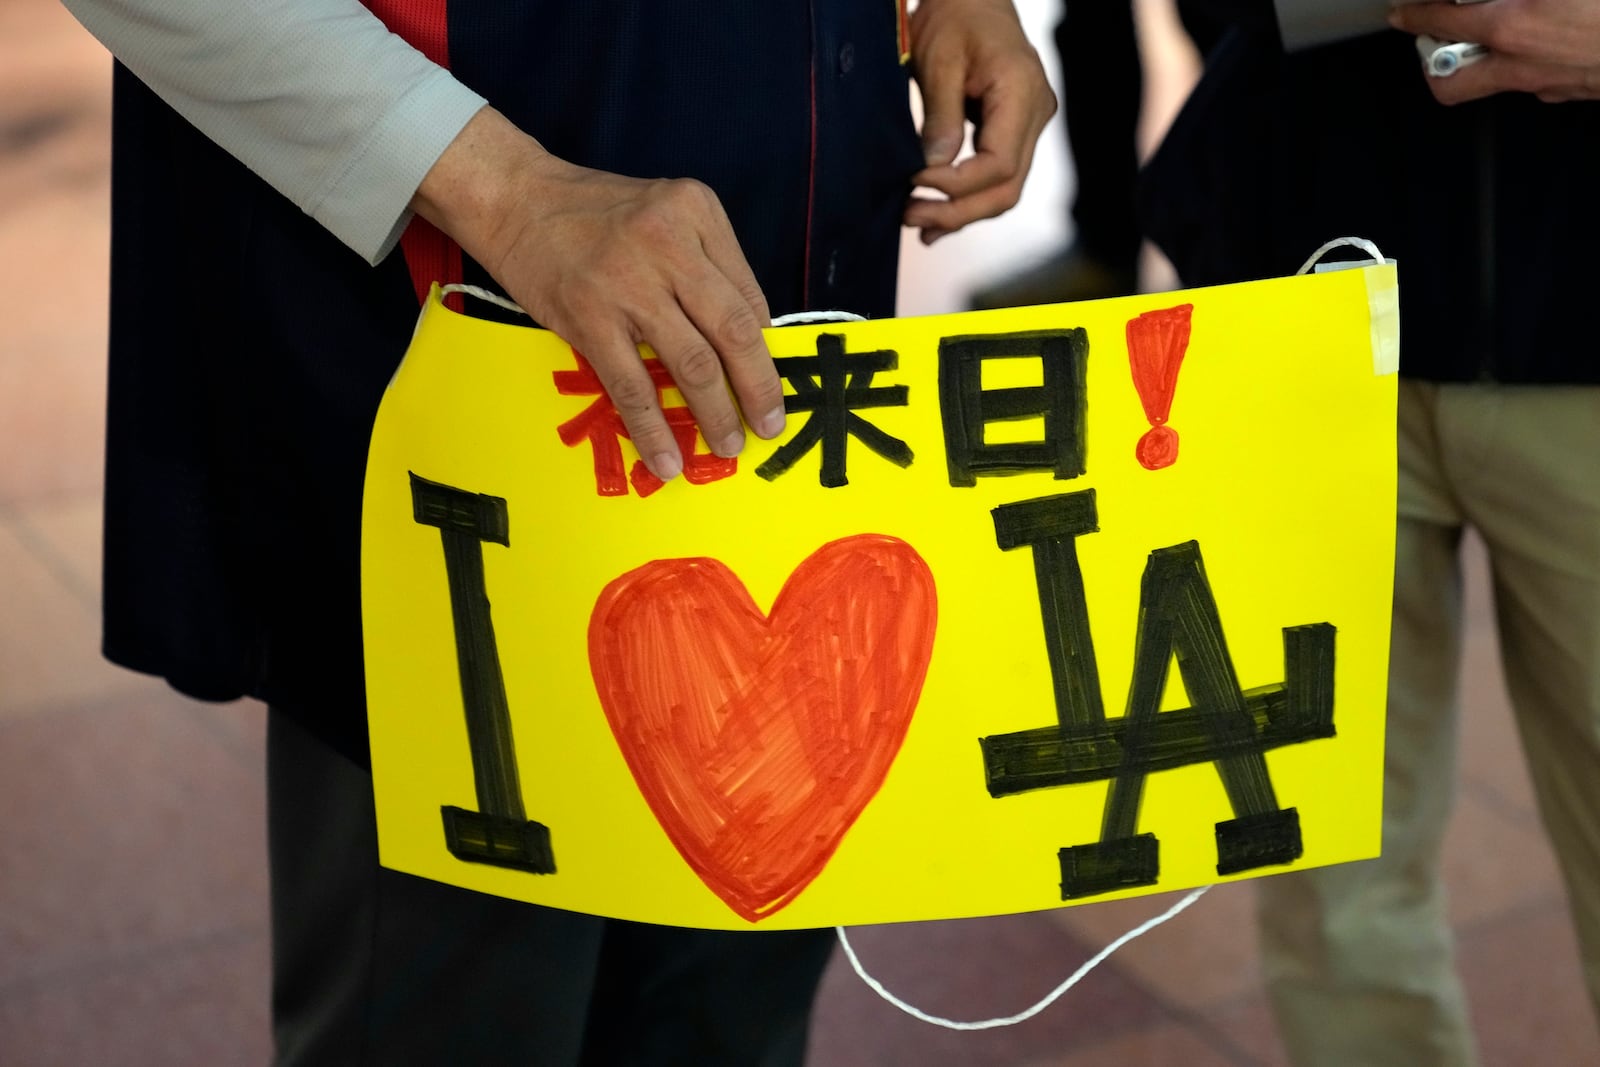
[{"xmin": 361, "ymin": 267, "xmax": 1398, "ymax": 929}]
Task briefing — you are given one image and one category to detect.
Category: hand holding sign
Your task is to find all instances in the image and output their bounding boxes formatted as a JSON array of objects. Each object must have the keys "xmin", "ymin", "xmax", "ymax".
[{"xmin": 411, "ymin": 106, "xmax": 787, "ymax": 483}]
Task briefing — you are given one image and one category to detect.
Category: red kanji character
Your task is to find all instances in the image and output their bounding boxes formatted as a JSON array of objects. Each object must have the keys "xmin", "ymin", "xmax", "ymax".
[{"xmin": 555, "ymin": 351, "xmax": 737, "ymax": 497}]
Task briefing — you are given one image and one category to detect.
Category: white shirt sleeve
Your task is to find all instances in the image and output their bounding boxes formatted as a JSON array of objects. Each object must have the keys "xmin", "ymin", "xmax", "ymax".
[{"xmin": 61, "ymin": 0, "xmax": 488, "ymax": 264}]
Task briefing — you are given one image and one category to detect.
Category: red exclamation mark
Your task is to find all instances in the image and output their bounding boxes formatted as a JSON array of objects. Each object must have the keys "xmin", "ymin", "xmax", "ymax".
[{"xmin": 1126, "ymin": 304, "xmax": 1194, "ymax": 470}]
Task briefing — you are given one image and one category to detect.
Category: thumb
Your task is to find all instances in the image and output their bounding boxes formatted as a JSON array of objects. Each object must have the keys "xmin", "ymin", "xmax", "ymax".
[{"xmin": 919, "ymin": 65, "xmax": 968, "ymax": 167}]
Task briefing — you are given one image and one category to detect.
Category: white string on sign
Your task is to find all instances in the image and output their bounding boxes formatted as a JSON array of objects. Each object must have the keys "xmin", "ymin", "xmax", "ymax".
[
  {"xmin": 440, "ymin": 282, "xmax": 528, "ymax": 316},
  {"xmin": 438, "ymin": 289, "xmax": 869, "ymax": 329},
  {"xmin": 834, "ymin": 885, "xmax": 1212, "ymax": 1030},
  {"xmin": 1297, "ymin": 237, "xmax": 1387, "ymax": 276},
  {"xmin": 772, "ymin": 310, "xmax": 869, "ymax": 326}
]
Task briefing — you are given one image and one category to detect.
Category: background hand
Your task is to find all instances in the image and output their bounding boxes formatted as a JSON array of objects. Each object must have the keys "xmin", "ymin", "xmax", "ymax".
[
  {"xmin": 1391, "ymin": 0, "xmax": 1600, "ymax": 103},
  {"xmin": 904, "ymin": 0, "xmax": 1057, "ymax": 245}
]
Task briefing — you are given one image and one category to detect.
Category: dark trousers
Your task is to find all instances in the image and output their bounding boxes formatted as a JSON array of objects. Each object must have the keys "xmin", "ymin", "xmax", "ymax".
[{"xmin": 266, "ymin": 710, "xmax": 836, "ymax": 1066}]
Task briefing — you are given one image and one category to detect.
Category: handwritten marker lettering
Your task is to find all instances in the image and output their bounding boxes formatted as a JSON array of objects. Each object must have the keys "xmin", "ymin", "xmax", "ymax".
[{"xmin": 1126, "ymin": 304, "xmax": 1193, "ymax": 470}]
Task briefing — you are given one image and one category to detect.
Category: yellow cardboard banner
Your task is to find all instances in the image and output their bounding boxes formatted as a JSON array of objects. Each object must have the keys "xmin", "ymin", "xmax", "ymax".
[{"xmin": 361, "ymin": 265, "xmax": 1398, "ymax": 930}]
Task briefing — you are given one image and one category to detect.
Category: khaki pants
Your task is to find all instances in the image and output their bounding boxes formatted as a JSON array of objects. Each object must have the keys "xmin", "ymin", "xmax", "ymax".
[{"xmin": 1258, "ymin": 381, "xmax": 1600, "ymax": 1066}]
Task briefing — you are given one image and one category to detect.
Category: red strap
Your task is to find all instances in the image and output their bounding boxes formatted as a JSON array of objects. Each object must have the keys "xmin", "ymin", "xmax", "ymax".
[
  {"xmin": 364, "ymin": 0, "xmax": 448, "ymax": 64},
  {"xmin": 399, "ymin": 220, "xmax": 463, "ymax": 310},
  {"xmin": 363, "ymin": 0, "xmax": 464, "ymax": 308}
]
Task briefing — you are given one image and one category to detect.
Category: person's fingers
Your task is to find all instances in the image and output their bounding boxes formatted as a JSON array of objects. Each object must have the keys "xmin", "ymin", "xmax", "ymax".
[
  {"xmin": 912, "ymin": 148, "xmax": 1018, "ymax": 201},
  {"xmin": 905, "ymin": 181, "xmax": 1025, "ymax": 236},
  {"xmin": 683, "ymin": 186, "xmax": 787, "ymax": 440},
  {"xmin": 916, "ymin": 48, "xmax": 970, "ymax": 167},
  {"xmin": 1424, "ymin": 49, "xmax": 1508, "ymax": 104},
  {"xmin": 905, "ymin": 23, "xmax": 1052, "ymax": 243},
  {"xmin": 626, "ymin": 178, "xmax": 783, "ymax": 445},
  {"xmin": 917, "ymin": 78, "xmax": 1043, "ymax": 191},
  {"xmin": 575, "ymin": 321, "xmax": 683, "ymax": 481},
  {"xmin": 1423, "ymin": 52, "xmax": 1585, "ymax": 104},
  {"xmin": 677, "ymin": 279, "xmax": 786, "ymax": 442},
  {"xmin": 905, "ymin": 88, "xmax": 1043, "ymax": 235},
  {"xmin": 642, "ymin": 324, "xmax": 742, "ymax": 460},
  {"xmin": 1392, "ymin": 0, "xmax": 1600, "ymax": 70},
  {"xmin": 649, "ymin": 269, "xmax": 774, "ymax": 458},
  {"xmin": 1389, "ymin": 1, "xmax": 1500, "ymax": 46},
  {"xmin": 973, "ymin": 66, "xmax": 1052, "ymax": 181}
]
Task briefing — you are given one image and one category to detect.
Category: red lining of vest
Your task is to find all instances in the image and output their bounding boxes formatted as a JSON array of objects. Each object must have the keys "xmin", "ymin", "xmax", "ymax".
[{"xmin": 364, "ymin": 0, "xmax": 464, "ymax": 309}]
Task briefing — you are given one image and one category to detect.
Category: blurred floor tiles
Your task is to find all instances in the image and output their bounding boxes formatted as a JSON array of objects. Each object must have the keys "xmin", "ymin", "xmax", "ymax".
[
  {"xmin": 3, "ymin": 1, "xmax": 1598, "ymax": 1065},
  {"xmin": 0, "ymin": 694, "xmax": 272, "ymax": 1067}
]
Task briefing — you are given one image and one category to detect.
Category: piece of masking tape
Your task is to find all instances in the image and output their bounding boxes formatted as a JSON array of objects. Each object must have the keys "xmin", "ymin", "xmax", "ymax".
[{"xmin": 1315, "ymin": 259, "xmax": 1400, "ymax": 376}]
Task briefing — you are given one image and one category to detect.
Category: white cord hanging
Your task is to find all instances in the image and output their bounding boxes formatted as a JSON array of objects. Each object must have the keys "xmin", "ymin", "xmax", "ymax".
[
  {"xmin": 834, "ymin": 885, "xmax": 1212, "ymax": 1030},
  {"xmin": 440, "ymin": 287, "xmax": 867, "ymax": 328}
]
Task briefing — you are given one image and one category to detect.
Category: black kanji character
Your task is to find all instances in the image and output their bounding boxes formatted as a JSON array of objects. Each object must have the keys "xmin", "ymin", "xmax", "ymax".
[
  {"xmin": 938, "ymin": 329, "xmax": 1089, "ymax": 487},
  {"xmin": 756, "ymin": 333, "xmax": 912, "ymax": 488}
]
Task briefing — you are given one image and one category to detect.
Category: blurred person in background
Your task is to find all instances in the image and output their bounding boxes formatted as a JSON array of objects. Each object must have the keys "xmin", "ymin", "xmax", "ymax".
[
  {"xmin": 970, "ymin": 0, "xmax": 1225, "ymax": 308},
  {"xmin": 1139, "ymin": 0, "xmax": 1600, "ymax": 1063}
]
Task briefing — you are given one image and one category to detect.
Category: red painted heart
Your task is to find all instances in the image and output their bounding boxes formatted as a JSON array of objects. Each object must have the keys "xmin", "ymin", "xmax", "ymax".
[{"xmin": 588, "ymin": 534, "xmax": 937, "ymax": 922}]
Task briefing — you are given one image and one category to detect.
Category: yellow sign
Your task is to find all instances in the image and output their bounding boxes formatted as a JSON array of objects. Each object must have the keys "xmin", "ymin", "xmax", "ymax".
[{"xmin": 361, "ymin": 265, "xmax": 1398, "ymax": 930}]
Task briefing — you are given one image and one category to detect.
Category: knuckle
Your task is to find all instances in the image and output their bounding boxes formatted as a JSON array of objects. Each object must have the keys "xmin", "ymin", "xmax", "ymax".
[
  {"xmin": 632, "ymin": 179, "xmax": 722, "ymax": 242},
  {"xmin": 696, "ymin": 411, "xmax": 740, "ymax": 447},
  {"xmin": 670, "ymin": 342, "xmax": 725, "ymax": 392},
  {"xmin": 665, "ymin": 177, "xmax": 717, "ymax": 214},
  {"xmin": 712, "ymin": 303, "xmax": 762, "ymax": 349},
  {"xmin": 632, "ymin": 202, "xmax": 679, "ymax": 243},
  {"xmin": 606, "ymin": 372, "xmax": 659, "ymax": 417}
]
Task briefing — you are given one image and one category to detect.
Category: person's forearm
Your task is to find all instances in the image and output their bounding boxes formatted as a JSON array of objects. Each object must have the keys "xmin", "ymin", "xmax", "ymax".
[
  {"xmin": 62, "ymin": 0, "xmax": 485, "ymax": 262},
  {"xmin": 408, "ymin": 105, "xmax": 548, "ymax": 280},
  {"xmin": 77, "ymin": 0, "xmax": 790, "ymax": 481}
]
